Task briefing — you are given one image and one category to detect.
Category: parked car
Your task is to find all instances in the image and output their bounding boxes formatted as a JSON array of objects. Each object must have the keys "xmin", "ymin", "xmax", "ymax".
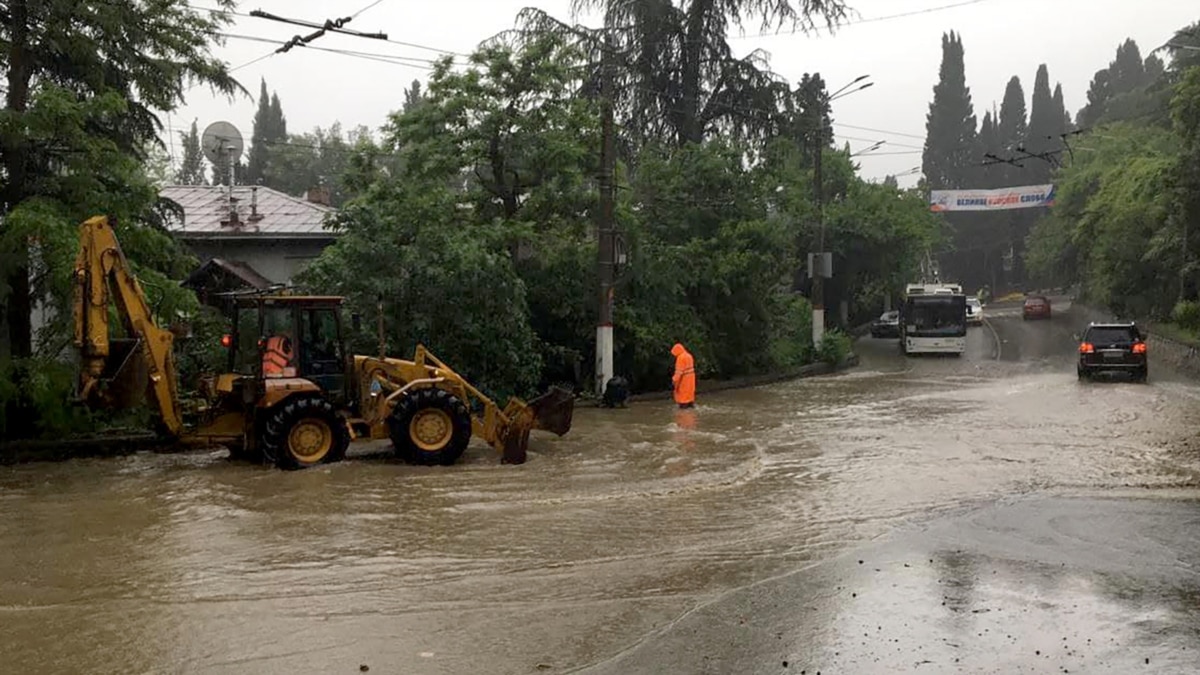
[
  {"xmin": 1022, "ymin": 295, "xmax": 1052, "ymax": 320},
  {"xmin": 1077, "ymin": 322, "xmax": 1148, "ymax": 382},
  {"xmin": 870, "ymin": 310, "xmax": 900, "ymax": 338},
  {"xmin": 966, "ymin": 297, "xmax": 984, "ymax": 325}
]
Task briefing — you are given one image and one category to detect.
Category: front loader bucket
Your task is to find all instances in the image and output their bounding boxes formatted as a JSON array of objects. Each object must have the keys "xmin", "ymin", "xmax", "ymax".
[
  {"xmin": 497, "ymin": 386, "xmax": 574, "ymax": 464},
  {"xmin": 501, "ymin": 424, "xmax": 531, "ymax": 465},
  {"xmin": 527, "ymin": 386, "xmax": 575, "ymax": 437}
]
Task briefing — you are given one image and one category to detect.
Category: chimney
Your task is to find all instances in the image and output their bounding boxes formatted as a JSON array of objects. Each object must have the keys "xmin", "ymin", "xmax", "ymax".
[
  {"xmin": 306, "ymin": 185, "xmax": 332, "ymax": 207},
  {"xmin": 249, "ymin": 185, "xmax": 264, "ymax": 222},
  {"xmin": 221, "ymin": 195, "xmax": 242, "ymax": 228}
]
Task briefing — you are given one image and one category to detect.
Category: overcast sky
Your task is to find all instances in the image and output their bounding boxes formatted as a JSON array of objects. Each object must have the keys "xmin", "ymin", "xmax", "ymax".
[{"xmin": 171, "ymin": 0, "xmax": 1198, "ymax": 189}]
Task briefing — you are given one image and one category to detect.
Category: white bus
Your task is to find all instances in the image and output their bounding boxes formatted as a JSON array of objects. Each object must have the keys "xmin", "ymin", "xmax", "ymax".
[{"xmin": 900, "ymin": 283, "xmax": 967, "ymax": 355}]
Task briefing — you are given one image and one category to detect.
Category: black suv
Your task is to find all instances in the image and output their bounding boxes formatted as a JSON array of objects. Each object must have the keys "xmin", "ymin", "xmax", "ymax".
[{"xmin": 1077, "ymin": 322, "xmax": 1148, "ymax": 382}]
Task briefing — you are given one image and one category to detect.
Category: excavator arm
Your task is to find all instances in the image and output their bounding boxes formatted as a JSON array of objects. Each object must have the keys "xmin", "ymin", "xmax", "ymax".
[{"xmin": 73, "ymin": 215, "xmax": 184, "ymax": 437}]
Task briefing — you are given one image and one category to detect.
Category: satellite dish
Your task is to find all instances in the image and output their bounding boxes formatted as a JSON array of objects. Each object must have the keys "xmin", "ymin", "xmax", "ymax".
[{"xmin": 201, "ymin": 121, "xmax": 244, "ymax": 164}]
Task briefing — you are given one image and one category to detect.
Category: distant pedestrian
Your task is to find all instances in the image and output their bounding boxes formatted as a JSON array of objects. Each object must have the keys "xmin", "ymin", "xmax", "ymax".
[{"xmin": 670, "ymin": 343, "xmax": 696, "ymax": 408}]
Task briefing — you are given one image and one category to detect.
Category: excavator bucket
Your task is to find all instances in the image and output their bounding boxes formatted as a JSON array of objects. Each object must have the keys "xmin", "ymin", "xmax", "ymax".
[
  {"xmin": 78, "ymin": 337, "xmax": 148, "ymax": 410},
  {"xmin": 527, "ymin": 385, "xmax": 575, "ymax": 437}
]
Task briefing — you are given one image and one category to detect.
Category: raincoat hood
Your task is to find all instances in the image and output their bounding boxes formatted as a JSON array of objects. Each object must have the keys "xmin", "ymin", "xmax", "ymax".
[{"xmin": 671, "ymin": 343, "xmax": 685, "ymax": 356}]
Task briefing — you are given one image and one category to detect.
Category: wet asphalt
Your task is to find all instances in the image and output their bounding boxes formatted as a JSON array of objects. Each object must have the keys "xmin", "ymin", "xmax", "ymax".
[{"xmin": 2, "ymin": 298, "xmax": 1199, "ymax": 674}]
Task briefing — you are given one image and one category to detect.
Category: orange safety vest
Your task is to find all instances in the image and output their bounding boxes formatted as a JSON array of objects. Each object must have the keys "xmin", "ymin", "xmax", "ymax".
[
  {"xmin": 263, "ymin": 335, "xmax": 293, "ymax": 377},
  {"xmin": 671, "ymin": 343, "xmax": 696, "ymax": 405}
]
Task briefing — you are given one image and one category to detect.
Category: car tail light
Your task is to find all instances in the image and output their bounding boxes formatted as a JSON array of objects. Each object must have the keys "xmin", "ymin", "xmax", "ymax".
[
  {"xmin": 1079, "ymin": 342, "xmax": 1094, "ymax": 354},
  {"xmin": 1132, "ymin": 342, "xmax": 1147, "ymax": 354}
]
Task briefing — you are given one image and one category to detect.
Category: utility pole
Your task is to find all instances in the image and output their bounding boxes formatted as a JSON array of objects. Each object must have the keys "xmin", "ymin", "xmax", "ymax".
[
  {"xmin": 811, "ymin": 103, "xmax": 826, "ymax": 347},
  {"xmin": 805, "ymin": 74, "xmax": 871, "ymax": 348},
  {"xmin": 595, "ymin": 32, "xmax": 617, "ymax": 398}
]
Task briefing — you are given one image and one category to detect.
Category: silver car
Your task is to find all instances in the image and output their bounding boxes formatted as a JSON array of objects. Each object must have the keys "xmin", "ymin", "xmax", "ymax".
[{"xmin": 966, "ymin": 297, "xmax": 984, "ymax": 325}]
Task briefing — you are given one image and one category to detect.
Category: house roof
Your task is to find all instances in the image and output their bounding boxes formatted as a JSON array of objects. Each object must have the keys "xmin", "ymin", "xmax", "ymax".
[
  {"xmin": 161, "ymin": 184, "xmax": 337, "ymax": 239},
  {"xmin": 183, "ymin": 257, "xmax": 275, "ymax": 291}
]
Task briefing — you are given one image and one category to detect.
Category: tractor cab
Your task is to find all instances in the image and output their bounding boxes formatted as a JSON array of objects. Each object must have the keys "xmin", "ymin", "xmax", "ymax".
[{"xmin": 222, "ymin": 294, "xmax": 349, "ymax": 404}]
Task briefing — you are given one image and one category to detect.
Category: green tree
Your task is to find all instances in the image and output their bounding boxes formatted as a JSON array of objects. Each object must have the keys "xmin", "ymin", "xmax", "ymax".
[
  {"xmin": 1077, "ymin": 38, "xmax": 1157, "ymax": 127},
  {"xmin": 1052, "ymin": 83, "xmax": 1072, "ymax": 134},
  {"xmin": 922, "ymin": 31, "xmax": 978, "ymax": 190},
  {"xmin": 266, "ymin": 124, "xmax": 373, "ymax": 206},
  {"xmin": 1171, "ymin": 65, "xmax": 1200, "ymax": 298},
  {"xmin": 176, "ymin": 119, "xmax": 208, "ymax": 185},
  {"xmin": 402, "ymin": 79, "xmax": 425, "ymax": 113},
  {"xmin": 301, "ymin": 181, "xmax": 544, "ymax": 400},
  {"xmin": 246, "ymin": 79, "xmax": 289, "ymax": 186},
  {"xmin": 520, "ymin": 0, "xmax": 849, "ymax": 149},
  {"xmin": 1026, "ymin": 123, "xmax": 1178, "ymax": 315},
  {"xmin": 0, "ymin": 0, "xmax": 238, "ymax": 435},
  {"xmin": 1027, "ymin": 65, "xmax": 1059, "ymax": 181}
]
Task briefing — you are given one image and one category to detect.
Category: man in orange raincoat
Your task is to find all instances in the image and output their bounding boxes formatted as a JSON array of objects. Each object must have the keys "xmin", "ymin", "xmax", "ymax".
[{"xmin": 670, "ymin": 343, "xmax": 696, "ymax": 408}]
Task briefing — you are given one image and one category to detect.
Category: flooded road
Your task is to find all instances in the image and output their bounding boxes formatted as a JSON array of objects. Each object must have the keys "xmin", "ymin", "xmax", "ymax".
[{"xmin": 3, "ymin": 299, "xmax": 1200, "ymax": 673}]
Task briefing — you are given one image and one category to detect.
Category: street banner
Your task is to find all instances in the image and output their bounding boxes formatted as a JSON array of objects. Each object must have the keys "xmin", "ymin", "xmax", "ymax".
[{"xmin": 929, "ymin": 184, "xmax": 1056, "ymax": 212}]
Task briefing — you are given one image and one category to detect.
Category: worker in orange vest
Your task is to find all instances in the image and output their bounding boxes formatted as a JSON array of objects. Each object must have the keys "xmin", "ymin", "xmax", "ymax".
[
  {"xmin": 262, "ymin": 332, "xmax": 295, "ymax": 378},
  {"xmin": 670, "ymin": 342, "xmax": 696, "ymax": 408}
]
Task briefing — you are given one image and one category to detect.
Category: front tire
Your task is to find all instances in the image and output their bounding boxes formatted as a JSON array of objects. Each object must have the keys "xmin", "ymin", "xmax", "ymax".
[
  {"xmin": 388, "ymin": 387, "xmax": 473, "ymax": 466},
  {"xmin": 261, "ymin": 397, "xmax": 350, "ymax": 470}
]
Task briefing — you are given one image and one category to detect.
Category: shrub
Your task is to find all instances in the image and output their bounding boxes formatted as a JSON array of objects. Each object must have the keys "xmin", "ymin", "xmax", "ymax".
[
  {"xmin": 815, "ymin": 329, "xmax": 852, "ymax": 366},
  {"xmin": 1172, "ymin": 300, "xmax": 1200, "ymax": 330}
]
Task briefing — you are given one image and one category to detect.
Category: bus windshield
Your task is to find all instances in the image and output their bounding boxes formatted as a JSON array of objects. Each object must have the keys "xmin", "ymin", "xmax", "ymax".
[{"xmin": 904, "ymin": 296, "xmax": 966, "ymax": 337}]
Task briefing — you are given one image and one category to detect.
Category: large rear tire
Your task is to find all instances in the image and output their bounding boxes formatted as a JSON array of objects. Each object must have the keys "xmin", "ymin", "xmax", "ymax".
[
  {"xmin": 261, "ymin": 397, "xmax": 349, "ymax": 470},
  {"xmin": 388, "ymin": 388, "xmax": 473, "ymax": 466}
]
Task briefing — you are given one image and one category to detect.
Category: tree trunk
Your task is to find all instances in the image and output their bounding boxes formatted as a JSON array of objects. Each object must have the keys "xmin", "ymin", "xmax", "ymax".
[
  {"xmin": 4, "ymin": 0, "xmax": 33, "ymax": 360},
  {"xmin": 3, "ymin": 0, "xmax": 37, "ymax": 436},
  {"xmin": 677, "ymin": 0, "xmax": 713, "ymax": 146}
]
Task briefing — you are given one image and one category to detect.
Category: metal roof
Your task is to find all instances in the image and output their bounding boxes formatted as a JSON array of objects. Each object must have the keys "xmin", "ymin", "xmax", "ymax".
[
  {"xmin": 161, "ymin": 185, "xmax": 337, "ymax": 239},
  {"xmin": 182, "ymin": 257, "xmax": 274, "ymax": 291}
]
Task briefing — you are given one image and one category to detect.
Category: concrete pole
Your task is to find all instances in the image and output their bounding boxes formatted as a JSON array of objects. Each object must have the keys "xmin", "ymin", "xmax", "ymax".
[
  {"xmin": 811, "ymin": 105, "xmax": 826, "ymax": 348},
  {"xmin": 595, "ymin": 34, "xmax": 616, "ymax": 397}
]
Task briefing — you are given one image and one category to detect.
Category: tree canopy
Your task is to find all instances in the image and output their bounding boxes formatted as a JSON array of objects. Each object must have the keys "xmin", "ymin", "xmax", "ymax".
[
  {"xmin": 1026, "ymin": 27, "xmax": 1200, "ymax": 321},
  {"xmin": 0, "ymin": 0, "xmax": 239, "ymax": 436}
]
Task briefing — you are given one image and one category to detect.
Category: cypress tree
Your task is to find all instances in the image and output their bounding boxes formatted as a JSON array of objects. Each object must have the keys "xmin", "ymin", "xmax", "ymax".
[
  {"xmin": 922, "ymin": 31, "xmax": 977, "ymax": 190},
  {"xmin": 996, "ymin": 77, "xmax": 1028, "ymax": 161},
  {"xmin": 975, "ymin": 110, "xmax": 998, "ymax": 188},
  {"xmin": 1052, "ymin": 84, "xmax": 1072, "ymax": 134},
  {"xmin": 246, "ymin": 79, "xmax": 288, "ymax": 186},
  {"xmin": 403, "ymin": 79, "xmax": 425, "ymax": 113},
  {"xmin": 1109, "ymin": 39, "xmax": 1146, "ymax": 94},
  {"xmin": 176, "ymin": 120, "xmax": 207, "ymax": 185},
  {"xmin": 997, "ymin": 75, "xmax": 1030, "ymax": 285},
  {"xmin": 1026, "ymin": 65, "xmax": 1058, "ymax": 183}
]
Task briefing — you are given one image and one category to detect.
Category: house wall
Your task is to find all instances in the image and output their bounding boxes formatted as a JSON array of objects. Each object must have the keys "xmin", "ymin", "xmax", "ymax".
[{"xmin": 182, "ymin": 239, "xmax": 334, "ymax": 285}]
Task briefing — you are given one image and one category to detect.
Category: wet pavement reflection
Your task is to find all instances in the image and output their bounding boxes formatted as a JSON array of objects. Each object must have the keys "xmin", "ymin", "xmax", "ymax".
[{"xmin": 2, "ymin": 299, "xmax": 1199, "ymax": 673}]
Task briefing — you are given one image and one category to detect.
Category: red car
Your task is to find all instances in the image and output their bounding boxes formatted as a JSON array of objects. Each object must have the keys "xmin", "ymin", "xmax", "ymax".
[{"xmin": 1022, "ymin": 295, "xmax": 1052, "ymax": 320}]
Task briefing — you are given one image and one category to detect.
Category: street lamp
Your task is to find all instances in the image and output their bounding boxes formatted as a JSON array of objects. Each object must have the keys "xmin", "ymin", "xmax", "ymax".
[{"xmin": 809, "ymin": 74, "xmax": 872, "ymax": 348}]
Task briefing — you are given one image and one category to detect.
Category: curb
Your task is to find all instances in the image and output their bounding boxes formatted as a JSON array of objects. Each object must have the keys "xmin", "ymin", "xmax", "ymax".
[{"xmin": 578, "ymin": 353, "xmax": 861, "ymax": 407}]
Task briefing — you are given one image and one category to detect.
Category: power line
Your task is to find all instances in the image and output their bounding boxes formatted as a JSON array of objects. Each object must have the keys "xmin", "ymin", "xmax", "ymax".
[
  {"xmin": 727, "ymin": 0, "xmax": 991, "ymax": 40},
  {"xmin": 219, "ymin": 33, "xmax": 440, "ymax": 68},
  {"xmin": 838, "ymin": 133, "xmax": 924, "ymax": 150},
  {"xmin": 352, "ymin": 0, "xmax": 387, "ymax": 20},
  {"xmin": 191, "ymin": 2, "xmax": 466, "ymax": 57},
  {"xmin": 231, "ymin": 51, "xmax": 276, "ymax": 73},
  {"xmin": 835, "ymin": 122, "xmax": 925, "ymax": 140}
]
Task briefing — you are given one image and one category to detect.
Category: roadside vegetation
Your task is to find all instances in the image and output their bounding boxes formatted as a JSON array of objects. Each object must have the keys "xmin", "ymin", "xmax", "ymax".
[
  {"xmin": 1, "ymin": 0, "xmax": 944, "ymax": 440},
  {"xmin": 1023, "ymin": 23, "xmax": 1200, "ymax": 337}
]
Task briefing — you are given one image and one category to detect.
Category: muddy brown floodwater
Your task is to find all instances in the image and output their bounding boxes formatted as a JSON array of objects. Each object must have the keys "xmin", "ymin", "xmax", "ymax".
[{"xmin": 3, "ymin": 298, "xmax": 1200, "ymax": 674}]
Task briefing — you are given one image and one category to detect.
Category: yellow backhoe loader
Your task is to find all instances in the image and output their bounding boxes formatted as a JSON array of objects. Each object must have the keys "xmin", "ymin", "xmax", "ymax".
[{"xmin": 74, "ymin": 215, "xmax": 574, "ymax": 469}]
